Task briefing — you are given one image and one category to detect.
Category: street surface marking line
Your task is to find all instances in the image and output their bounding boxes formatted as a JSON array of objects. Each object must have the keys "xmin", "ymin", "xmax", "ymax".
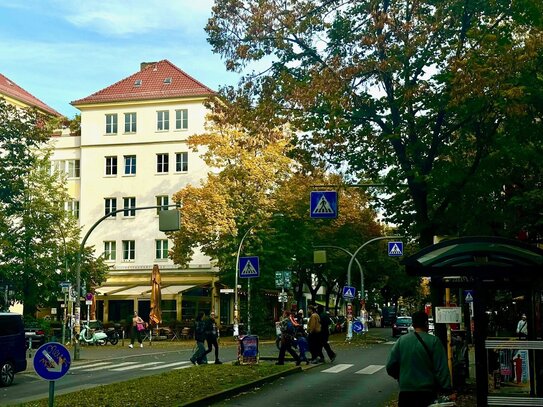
[
  {"xmin": 355, "ymin": 365, "xmax": 385, "ymax": 375},
  {"xmin": 144, "ymin": 361, "xmax": 191, "ymax": 370},
  {"xmin": 322, "ymin": 364, "xmax": 353, "ymax": 373},
  {"xmin": 112, "ymin": 362, "xmax": 162, "ymax": 371},
  {"xmin": 70, "ymin": 362, "xmax": 112, "ymax": 371},
  {"xmin": 384, "ymin": 341, "xmax": 396, "ymax": 345},
  {"xmin": 85, "ymin": 362, "xmax": 137, "ymax": 372}
]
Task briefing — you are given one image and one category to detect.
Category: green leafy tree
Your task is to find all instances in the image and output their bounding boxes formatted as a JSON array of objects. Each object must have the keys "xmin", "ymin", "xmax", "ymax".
[{"xmin": 206, "ymin": 0, "xmax": 543, "ymax": 246}]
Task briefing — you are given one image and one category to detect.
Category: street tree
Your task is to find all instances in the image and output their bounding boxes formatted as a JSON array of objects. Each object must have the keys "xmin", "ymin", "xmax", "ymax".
[{"xmin": 206, "ymin": 0, "xmax": 543, "ymax": 246}]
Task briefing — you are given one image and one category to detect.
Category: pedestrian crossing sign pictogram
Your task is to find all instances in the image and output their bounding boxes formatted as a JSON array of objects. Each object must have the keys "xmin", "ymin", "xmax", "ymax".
[
  {"xmin": 342, "ymin": 285, "xmax": 356, "ymax": 300},
  {"xmin": 239, "ymin": 256, "xmax": 259, "ymax": 278},
  {"xmin": 310, "ymin": 191, "xmax": 338, "ymax": 219},
  {"xmin": 387, "ymin": 241, "xmax": 404, "ymax": 257}
]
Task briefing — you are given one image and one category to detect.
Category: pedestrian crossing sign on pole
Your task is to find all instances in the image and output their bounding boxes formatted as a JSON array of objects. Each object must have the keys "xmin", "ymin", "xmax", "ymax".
[
  {"xmin": 342, "ymin": 285, "xmax": 356, "ymax": 300},
  {"xmin": 310, "ymin": 191, "xmax": 338, "ymax": 219},
  {"xmin": 239, "ymin": 256, "xmax": 260, "ymax": 278},
  {"xmin": 387, "ymin": 241, "xmax": 404, "ymax": 257}
]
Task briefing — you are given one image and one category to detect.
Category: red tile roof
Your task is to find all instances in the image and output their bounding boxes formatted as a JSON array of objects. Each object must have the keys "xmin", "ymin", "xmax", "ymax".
[
  {"xmin": 71, "ymin": 60, "xmax": 215, "ymax": 106},
  {"xmin": 0, "ymin": 73, "xmax": 61, "ymax": 116}
]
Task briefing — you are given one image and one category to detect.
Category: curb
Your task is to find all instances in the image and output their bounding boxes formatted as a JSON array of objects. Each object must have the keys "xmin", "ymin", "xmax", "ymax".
[{"xmin": 182, "ymin": 364, "xmax": 304, "ymax": 406}]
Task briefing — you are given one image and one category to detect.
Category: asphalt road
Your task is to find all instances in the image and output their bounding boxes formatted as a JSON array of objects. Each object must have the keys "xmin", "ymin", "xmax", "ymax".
[{"xmin": 0, "ymin": 328, "xmax": 399, "ymax": 407}]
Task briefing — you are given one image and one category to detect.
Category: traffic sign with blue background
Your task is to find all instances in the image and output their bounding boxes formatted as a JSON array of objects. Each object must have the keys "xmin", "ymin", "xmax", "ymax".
[
  {"xmin": 387, "ymin": 241, "xmax": 404, "ymax": 256},
  {"xmin": 239, "ymin": 256, "xmax": 260, "ymax": 278},
  {"xmin": 352, "ymin": 320, "xmax": 363, "ymax": 333},
  {"xmin": 310, "ymin": 191, "xmax": 338, "ymax": 219},
  {"xmin": 33, "ymin": 342, "xmax": 71, "ymax": 381},
  {"xmin": 342, "ymin": 285, "xmax": 356, "ymax": 300}
]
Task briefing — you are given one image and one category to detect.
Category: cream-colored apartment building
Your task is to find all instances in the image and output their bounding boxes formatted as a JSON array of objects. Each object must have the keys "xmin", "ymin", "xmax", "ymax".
[{"xmin": 51, "ymin": 61, "xmax": 223, "ymax": 325}]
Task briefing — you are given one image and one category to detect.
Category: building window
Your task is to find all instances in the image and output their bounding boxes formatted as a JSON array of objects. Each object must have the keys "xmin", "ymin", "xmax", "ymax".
[
  {"xmin": 157, "ymin": 110, "xmax": 169, "ymax": 131},
  {"xmin": 124, "ymin": 155, "xmax": 136, "ymax": 175},
  {"xmin": 122, "ymin": 240, "xmax": 135, "ymax": 261},
  {"xmin": 155, "ymin": 240, "xmax": 168, "ymax": 259},
  {"xmin": 105, "ymin": 198, "xmax": 117, "ymax": 217},
  {"xmin": 51, "ymin": 160, "xmax": 80, "ymax": 178},
  {"xmin": 123, "ymin": 197, "xmax": 136, "ymax": 217},
  {"xmin": 175, "ymin": 109, "xmax": 188, "ymax": 130},
  {"xmin": 65, "ymin": 200, "xmax": 80, "ymax": 219},
  {"xmin": 175, "ymin": 152, "xmax": 188, "ymax": 172},
  {"xmin": 124, "ymin": 112, "xmax": 136, "ymax": 133},
  {"xmin": 104, "ymin": 241, "xmax": 116, "ymax": 261},
  {"xmin": 156, "ymin": 195, "xmax": 169, "ymax": 214},
  {"xmin": 156, "ymin": 154, "xmax": 169, "ymax": 173},
  {"xmin": 105, "ymin": 114, "xmax": 118, "ymax": 134},
  {"xmin": 105, "ymin": 156, "xmax": 118, "ymax": 176}
]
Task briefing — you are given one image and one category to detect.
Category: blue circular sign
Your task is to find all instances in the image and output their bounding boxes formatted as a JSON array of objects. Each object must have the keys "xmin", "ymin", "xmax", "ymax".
[
  {"xmin": 33, "ymin": 342, "xmax": 71, "ymax": 381},
  {"xmin": 352, "ymin": 320, "xmax": 363, "ymax": 333}
]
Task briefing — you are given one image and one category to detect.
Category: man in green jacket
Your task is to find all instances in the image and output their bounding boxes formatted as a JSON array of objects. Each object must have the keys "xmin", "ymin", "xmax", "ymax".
[{"xmin": 386, "ymin": 311, "xmax": 453, "ymax": 406}]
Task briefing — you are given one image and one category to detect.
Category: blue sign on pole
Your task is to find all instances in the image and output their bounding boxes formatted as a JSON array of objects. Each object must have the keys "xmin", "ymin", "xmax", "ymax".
[
  {"xmin": 310, "ymin": 191, "xmax": 338, "ymax": 219},
  {"xmin": 33, "ymin": 342, "xmax": 71, "ymax": 381},
  {"xmin": 352, "ymin": 320, "xmax": 363, "ymax": 334},
  {"xmin": 342, "ymin": 285, "xmax": 356, "ymax": 300},
  {"xmin": 388, "ymin": 241, "xmax": 404, "ymax": 256},
  {"xmin": 239, "ymin": 256, "xmax": 260, "ymax": 278}
]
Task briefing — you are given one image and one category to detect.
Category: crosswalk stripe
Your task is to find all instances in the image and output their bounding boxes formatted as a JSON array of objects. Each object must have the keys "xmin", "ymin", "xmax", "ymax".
[
  {"xmin": 384, "ymin": 341, "xmax": 396, "ymax": 345},
  {"xmin": 86, "ymin": 362, "xmax": 136, "ymax": 372},
  {"xmin": 355, "ymin": 365, "xmax": 385, "ymax": 375},
  {"xmin": 112, "ymin": 362, "xmax": 162, "ymax": 371},
  {"xmin": 322, "ymin": 364, "xmax": 353, "ymax": 373},
  {"xmin": 144, "ymin": 361, "xmax": 190, "ymax": 370},
  {"xmin": 70, "ymin": 362, "xmax": 112, "ymax": 371}
]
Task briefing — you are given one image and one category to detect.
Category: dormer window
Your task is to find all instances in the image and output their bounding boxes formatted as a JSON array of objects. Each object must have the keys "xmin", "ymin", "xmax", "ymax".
[
  {"xmin": 134, "ymin": 79, "xmax": 142, "ymax": 87},
  {"xmin": 163, "ymin": 77, "xmax": 172, "ymax": 84}
]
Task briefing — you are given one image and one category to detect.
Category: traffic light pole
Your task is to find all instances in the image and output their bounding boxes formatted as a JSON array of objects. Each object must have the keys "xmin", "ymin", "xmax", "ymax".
[{"xmin": 73, "ymin": 204, "xmax": 179, "ymax": 360}]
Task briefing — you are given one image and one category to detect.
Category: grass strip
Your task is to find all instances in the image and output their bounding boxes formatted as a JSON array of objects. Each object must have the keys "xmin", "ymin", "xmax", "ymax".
[{"xmin": 17, "ymin": 363, "xmax": 294, "ymax": 407}]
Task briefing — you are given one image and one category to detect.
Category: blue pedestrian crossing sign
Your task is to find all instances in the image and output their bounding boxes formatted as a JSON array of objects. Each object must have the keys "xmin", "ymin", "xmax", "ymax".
[
  {"xmin": 310, "ymin": 191, "xmax": 338, "ymax": 219},
  {"xmin": 342, "ymin": 285, "xmax": 356, "ymax": 300},
  {"xmin": 388, "ymin": 241, "xmax": 404, "ymax": 257},
  {"xmin": 239, "ymin": 256, "xmax": 259, "ymax": 278}
]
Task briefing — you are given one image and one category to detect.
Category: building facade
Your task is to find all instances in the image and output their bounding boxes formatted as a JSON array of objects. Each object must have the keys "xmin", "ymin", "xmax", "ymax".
[{"xmin": 51, "ymin": 61, "xmax": 223, "ymax": 326}]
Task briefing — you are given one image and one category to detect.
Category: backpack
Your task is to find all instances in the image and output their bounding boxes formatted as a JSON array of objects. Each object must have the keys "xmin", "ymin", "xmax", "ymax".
[{"xmin": 280, "ymin": 319, "xmax": 295, "ymax": 336}]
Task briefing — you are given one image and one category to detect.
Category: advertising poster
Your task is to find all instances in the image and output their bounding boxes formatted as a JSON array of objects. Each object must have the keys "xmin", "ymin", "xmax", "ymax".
[{"xmin": 493, "ymin": 348, "xmax": 530, "ymax": 394}]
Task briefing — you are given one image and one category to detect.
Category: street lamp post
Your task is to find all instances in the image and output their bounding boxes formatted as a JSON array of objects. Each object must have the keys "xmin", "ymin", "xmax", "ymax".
[
  {"xmin": 344, "ymin": 236, "xmax": 403, "ymax": 340},
  {"xmin": 73, "ymin": 204, "xmax": 179, "ymax": 360},
  {"xmin": 234, "ymin": 225, "xmax": 255, "ymax": 337}
]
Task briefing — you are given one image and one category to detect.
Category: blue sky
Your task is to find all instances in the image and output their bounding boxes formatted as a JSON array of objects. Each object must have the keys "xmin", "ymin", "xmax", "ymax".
[{"xmin": 0, "ymin": 0, "xmax": 242, "ymax": 117}]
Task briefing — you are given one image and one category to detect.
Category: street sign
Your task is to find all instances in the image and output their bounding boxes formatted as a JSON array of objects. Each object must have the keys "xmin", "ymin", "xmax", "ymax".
[
  {"xmin": 239, "ymin": 256, "xmax": 259, "ymax": 278},
  {"xmin": 33, "ymin": 342, "xmax": 71, "ymax": 381},
  {"xmin": 275, "ymin": 271, "xmax": 291, "ymax": 288},
  {"xmin": 388, "ymin": 241, "xmax": 404, "ymax": 256},
  {"xmin": 220, "ymin": 288, "xmax": 234, "ymax": 294},
  {"xmin": 464, "ymin": 290, "xmax": 474, "ymax": 303},
  {"xmin": 310, "ymin": 191, "xmax": 338, "ymax": 219},
  {"xmin": 352, "ymin": 320, "xmax": 363, "ymax": 333},
  {"xmin": 342, "ymin": 285, "xmax": 356, "ymax": 300}
]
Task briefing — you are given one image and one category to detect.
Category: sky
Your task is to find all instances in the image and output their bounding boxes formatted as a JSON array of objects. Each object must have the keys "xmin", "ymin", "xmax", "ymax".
[{"xmin": 0, "ymin": 0, "xmax": 242, "ymax": 118}]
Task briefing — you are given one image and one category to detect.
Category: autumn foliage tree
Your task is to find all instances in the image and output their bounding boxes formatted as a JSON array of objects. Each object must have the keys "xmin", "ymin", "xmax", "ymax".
[{"xmin": 206, "ymin": 0, "xmax": 543, "ymax": 247}]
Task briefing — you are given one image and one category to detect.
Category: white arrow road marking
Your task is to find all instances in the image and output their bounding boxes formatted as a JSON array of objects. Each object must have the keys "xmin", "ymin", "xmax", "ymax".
[
  {"xmin": 355, "ymin": 365, "xmax": 385, "ymax": 375},
  {"xmin": 144, "ymin": 361, "xmax": 190, "ymax": 370},
  {"xmin": 322, "ymin": 364, "xmax": 353, "ymax": 373},
  {"xmin": 112, "ymin": 362, "xmax": 162, "ymax": 371},
  {"xmin": 85, "ymin": 362, "xmax": 136, "ymax": 372}
]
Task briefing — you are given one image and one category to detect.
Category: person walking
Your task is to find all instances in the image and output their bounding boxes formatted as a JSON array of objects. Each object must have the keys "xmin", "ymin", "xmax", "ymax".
[
  {"xmin": 204, "ymin": 311, "xmax": 222, "ymax": 364},
  {"xmin": 276, "ymin": 310, "xmax": 301, "ymax": 366},
  {"xmin": 129, "ymin": 311, "xmax": 145, "ymax": 348},
  {"xmin": 307, "ymin": 305, "xmax": 324, "ymax": 364},
  {"xmin": 190, "ymin": 311, "xmax": 208, "ymax": 365},
  {"xmin": 318, "ymin": 305, "xmax": 336, "ymax": 362},
  {"xmin": 386, "ymin": 311, "xmax": 454, "ymax": 407},
  {"xmin": 516, "ymin": 314, "xmax": 528, "ymax": 339}
]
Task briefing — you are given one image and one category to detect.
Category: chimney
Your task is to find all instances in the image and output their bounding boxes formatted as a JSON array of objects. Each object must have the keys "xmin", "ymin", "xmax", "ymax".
[{"xmin": 140, "ymin": 62, "xmax": 157, "ymax": 71}]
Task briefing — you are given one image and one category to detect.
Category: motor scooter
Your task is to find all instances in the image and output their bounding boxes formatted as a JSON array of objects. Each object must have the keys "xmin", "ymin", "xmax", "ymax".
[
  {"xmin": 79, "ymin": 323, "xmax": 108, "ymax": 345},
  {"xmin": 103, "ymin": 324, "xmax": 120, "ymax": 345}
]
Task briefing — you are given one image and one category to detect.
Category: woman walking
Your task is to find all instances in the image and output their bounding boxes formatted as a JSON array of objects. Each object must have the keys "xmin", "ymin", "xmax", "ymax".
[{"xmin": 129, "ymin": 311, "xmax": 145, "ymax": 348}]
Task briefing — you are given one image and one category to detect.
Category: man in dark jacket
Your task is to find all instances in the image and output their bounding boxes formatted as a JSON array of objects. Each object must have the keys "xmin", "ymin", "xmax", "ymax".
[
  {"xmin": 204, "ymin": 311, "xmax": 222, "ymax": 364},
  {"xmin": 190, "ymin": 311, "xmax": 208, "ymax": 365},
  {"xmin": 318, "ymin": 305, "xmax": 336, "ymax": 362},
  {"xmin": 386, "ymin": 311, "xmax": 454, "ymax": 406}
]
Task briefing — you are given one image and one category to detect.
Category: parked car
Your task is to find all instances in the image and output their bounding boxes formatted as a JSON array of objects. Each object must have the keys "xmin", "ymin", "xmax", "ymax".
[
  {"xmin": 392, "ymin": 316, "xmax": 413, "ymax": 337},
  {"xmin": 24, "ymin": 321, "xmax": 46, "ymax": 349},
  {"xmin": 0, "ymin": 313, "xmax": 27, "ymax": 386}
]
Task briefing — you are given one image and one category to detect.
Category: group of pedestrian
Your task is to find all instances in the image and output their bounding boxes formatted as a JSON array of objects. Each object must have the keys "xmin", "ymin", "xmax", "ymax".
[
  {"xmin": 276, "ymin": 304, "xmax": 336, "ymax": 365},
  {"xmin": 190, "ymin": 310, "xmax": 222, "ymax": 365}
]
